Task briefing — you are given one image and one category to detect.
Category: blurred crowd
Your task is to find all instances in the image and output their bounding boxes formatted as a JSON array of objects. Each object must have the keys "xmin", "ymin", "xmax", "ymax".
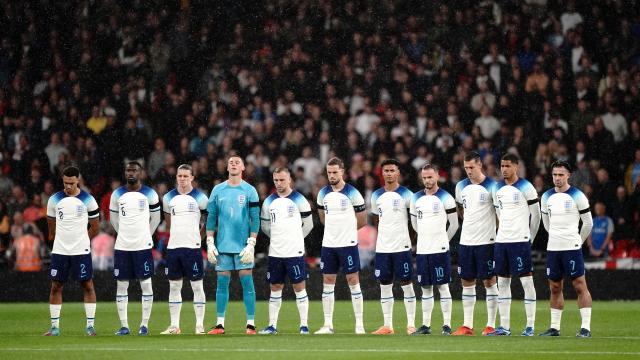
[{"xmin": 1, "ymin": 0, "xmax": 639, "ymax": 270}]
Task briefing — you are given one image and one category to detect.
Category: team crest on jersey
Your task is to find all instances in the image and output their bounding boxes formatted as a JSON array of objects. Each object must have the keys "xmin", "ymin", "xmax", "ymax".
[
  {"xmin": 432, "ymin": 202, "xmax": 440, "ymax": 212},
  {"xmin": 287, "ymin": 205, "xmax": 295, "ymax": 217},
  {"xmin": 479, "ymin": 193, "xmax": 487, "ymax": 202},
  {"xmin": 50, "ymin": 269, "xmax": 57, "ymax": 277},
  {"xmin": 392, "ymin": 199, "xmax": 401, "ymax": 211},
  {"xmin": 512, "ymin": 192, "xmax": 520, "ymax": 202},
  {"xmin": 188, "ymin": 201, "xmax": 197, "ymax": 212},
  {"xmin": 238, "ymin": 194, "xmax": 246, "ymax": 206},
  {"xmin": 76, "ymin": 205, "xmax": 85, "ymax": 216},
  {"xmin": 564, "ymin": 200, "xmax": 573, "ymax": 210},
  {"xmin": 138, "ymin": 199, "xmax": 146, "ymax": 209},
  {"xmin": 340, "ymin": 199, "xmax": 348, "ymax": 210}
]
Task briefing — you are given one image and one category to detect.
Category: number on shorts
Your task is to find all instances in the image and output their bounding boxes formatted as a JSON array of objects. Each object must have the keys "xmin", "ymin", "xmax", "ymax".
[
  {"xmin": 293, "ymin": 265, "xmax": 301, "ymax": 277},
  {"xmin": 144, "ymin": 261, "xmax": 150, "ymax": 272},
  {"xmin": 435, "ymin": 267, "xmax": 444, "ymax": 278},
  {"xmin": 570, "ymin": 260, "xmax": 576, "ymax": 272},
  {"xmin": 517, "ymin": 256, "xmax": 523, "ymax": 268},
  {"xmin": 404, "ymin": 262, "xmax": 410, "ymax": 273},
  {"xmin": 193, "ymin": 262, "xmax": 198, "ymax": 272},
  {"xmin": 80, "ymin": 263, "xmax": 86, "ymax": 275},
  {"xmin": 347, "ymin": 255, "xmax": 354, "ymax": 267}
]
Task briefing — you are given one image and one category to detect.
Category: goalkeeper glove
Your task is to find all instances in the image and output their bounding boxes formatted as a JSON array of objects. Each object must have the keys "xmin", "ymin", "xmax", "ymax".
[
  {"xmin": 206, "ymin": 236, "xmax": 218, "ymax": 265},
  {"xmin": 239, "ymin": 237, "xmax": 256, "ymax": 264}
]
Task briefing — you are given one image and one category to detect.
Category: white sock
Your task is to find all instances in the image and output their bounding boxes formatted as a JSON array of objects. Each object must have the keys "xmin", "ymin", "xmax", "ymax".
[
  {"xmin": 438, "ymin": 284, "xmax": 452, "ymax": 327},
  {"xmin": 85, "ymin": 303, "xmax": 96, "ymax": 328},
  {"xmin": 401, "ymin": 284, "xmax": 416, "ymax": 328},
  {"xmin": 520, "ymin": 276, "xmax": 536, "ymax": 328},
  {"xmin": 551, "ymin": 308, "xmax": 562, "ymax": 330},
  {"xmin": 116, "ymin": 280, "xmax": 129, "ymax": 328},
  {"xmin": 168, "ymin": 279, "xmax": 183, "ymax": 328},
  {"xmin": 349, "ymin": 283, "xmax": 364, "ymax": 328},
  {"xmin": 497, "ymin": 277, "xmax": 511, "ymax": 330},
  {"xmin": 421, "ymin": 286, "xmax": 434, "ymax": 327},
  {"xmin": 217, "ymin": 317, "xmax": 225, "ymax": 327},
  {"xmin": 322, "ymin": 284, "xmax": 335, "ymax": 328},
  {"xmin": 269, "ymin": 290, "xmax": 283, "ymax": 328},
  {"xmin": 50, "ymin": 304, "xmax": 61, "ymax": 328},
  {"xmin": 140, "ymin": 278, "xmax": 153, "ymax": 327},
  {"xmin": 485, "ymin": 284, "xmax": 499, "ymax": 328},
  {"xmin": 295, "ymin": 289, "xmax": 309, "ymax": 327},
  {"xmin": 580, "ymin": 307, "xmax": 591, "ymax": 331},
  {"xmin": 462, "ymin": 285, "xmax": 476, "ymax": 328},
  {"xmin": 191, "ymin": 280, "xmax": 206, "ymax": 328},
  {"xmin": 380, "ymin": 284, "xmax": 394, "ymax": 328}
]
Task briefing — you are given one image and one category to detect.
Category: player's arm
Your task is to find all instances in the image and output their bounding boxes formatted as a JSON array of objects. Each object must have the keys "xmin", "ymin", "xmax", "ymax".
[
  {"xmin": 260, "ymin": 202, "xmax": 271, "ymax": 238},
  {"xmin": 87, "ymin": 197, "xmax": 100, "ymax": 239},
  {"xmin": 445, "ymin": 198, "xmax": 459, "ymax": 241},
  {"xmin": 248, "ymin": 187, "xmax": 260, "ymax": 239},
  {"xmin": 579, "ymin": 210, "xmax": 593, "ymax": 243},
  {"xmin": 46, "ymin": 197, "xmax": 56, "ymax": 241},
  {"xmin": 352, "ymin": 189, "xmax": 367, "ymax": 229},
  {"xmin": 526, "ymin": 184, "xmax": 541, "ymax": 241},
  {"xmin": 316, "ymin": 192, "xmax": 326, "ymax": 225},
  {"xmin": 148, "ymin": 190, "xmax": 161, "ymax": 234},
  {"xmin": 88, "ymin": 217, "xmax": 100, "ymax": 239},
  {"xmin": 409, "ymin": 196, "xmax": 418, "ymax": 232},
  {"xmin": 370, "ymin": 192, "xmax": 379, "ymax": 229},
  {"xmin": 355, "ymin": 208, "xmax": 366, "ymax": 229},
  {"xmin": 300, "ymin": 197, "xmax": 314, "ymax": 238},
  {"xmin": 205, "ymin": 191, "xmax": 218, "ymax": 237},
  {"xmin": 197, "ymin": 192, "xmax": 209, "ymax": 239},
  {"xmin": 456, "ymin": 203, "xmax": 464, "ymax": 220},
  {"xmin": 109, "ymin": 192, "xmax": 119, "ymax": 233},
  {"xmin": 540, "ymin": 194, "xmax": 550, "ymax": 231}
]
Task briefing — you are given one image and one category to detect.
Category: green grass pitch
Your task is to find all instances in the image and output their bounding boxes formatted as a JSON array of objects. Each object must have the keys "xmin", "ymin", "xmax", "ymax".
[{"xmin": 1, "ymin": 300, "xmax": 639, "ymax": 360}]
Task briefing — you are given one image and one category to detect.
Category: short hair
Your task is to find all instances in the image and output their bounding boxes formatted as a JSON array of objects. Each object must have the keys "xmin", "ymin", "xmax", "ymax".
[
  {"xmin": 62, "ymin": 166, "xmax": 80, "ymax": 178},
  {"xmin": 464, "ymin": 151, "xmax": 481, "ymax": 162},
  {"xmin": 126, "ymin": 161, "xmax": 143, "ymax": 169},
  {"xmin": 227, "ymin": 155, "xmax": 244, "ymax": 162},
  {"xmin": 551, "ymin": 160, "xmax": 572, "ymax": 172},
  {"xmin": 421, "ymin": 163, "xmax": 439, "ymax": 172},
  {"xmin": 273, "ymin": 167, "xmax": 290, "ymax": 175},
  {"xmin": 327, "ymin": 157, "xmax": 344, "ymax": 169},
  {"xmin": 177, "ymin": 164, "xmax": 193, "ymax": 175},
  {"xmin": 501, "ymin": 153, "xmax": 520, "ymax": 164},
  {"xmin": 381, "ymin": 158, "xmax": 400, "ymax": 168}
]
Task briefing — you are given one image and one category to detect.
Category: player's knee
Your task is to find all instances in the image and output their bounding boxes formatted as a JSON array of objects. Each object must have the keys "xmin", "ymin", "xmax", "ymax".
[
  {"xmin": 81, "ymin": 280, "xmax": 95, "ymax": 292},
  {"xmin": 572, "ymin": 277, "xmax": 588, "ymax": 293},
  {"xmin": 51, "ymin": 281, "xmax": 64, "ymax": 293},
  {"xmin": 549, "ymin": 281, "xmax": 563, "ymax": 294},
  {"xmin": 380, "ymin": 280, "xmax": 393, "ymax": 286},
  {"xmin": 346, "ymin": 272, "xmax": 360, "ymax": 285},
  {"xmin": 271, "ymin": 283, "xmax": 284, "ymax": 292}
]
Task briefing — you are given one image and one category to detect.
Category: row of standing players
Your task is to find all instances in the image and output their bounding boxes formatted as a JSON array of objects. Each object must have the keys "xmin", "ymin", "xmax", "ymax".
[{"xmin": 42, "ymin": 151, "xmax": 593, "ymax": 338}]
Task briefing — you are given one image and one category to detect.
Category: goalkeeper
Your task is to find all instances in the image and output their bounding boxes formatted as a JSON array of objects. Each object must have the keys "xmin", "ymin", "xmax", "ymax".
[{"xmin": 205, "ymin": 155, "xmax": 261, "ymax": 335}]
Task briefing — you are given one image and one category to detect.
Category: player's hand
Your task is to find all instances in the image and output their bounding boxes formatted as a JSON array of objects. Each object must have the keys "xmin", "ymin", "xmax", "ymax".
[
  {"xmin": 239, "ymin": 237, "xmax": 256, "ymax": 264},
  {"xmin": 206, "ymin": 236, "xmax": 218, "ymax": 265}
]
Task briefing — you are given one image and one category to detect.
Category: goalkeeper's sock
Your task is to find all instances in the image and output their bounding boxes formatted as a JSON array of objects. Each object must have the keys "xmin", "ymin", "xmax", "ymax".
[
  {"xmin": 85, "ymin": 303, "xmax": 96, "ymax": 328},
  {"xmin": 497, "ymin": 277, "xmax": 512, "ymax": 330},
  {"xmin": 438, "ymin": 284, "xmax": 452, "ymax": 328},
  {"xmin": 140, "ymin": 278, "xmax": 153, "ymax": 327},
  {"xmin": 462, "ymin": 285, "xmax": 476, "ymax": 329},
  {"xmin": 380, "ymin": 283, "xmax": 394, "ymax": 328},
  {"xmin": 321, "ymin": 283, "xmax": 335, "ymax": 328},
  {"xmin": 295, "ymin": 289, "xmax": 309, "ymax": 327},
  {"xmin": 116, "ymin": 280, "xmax": 129, "ymax": 328},
  {"xmin": 191, "ymin": 280, "xmax": 206, "ymax": 329},
  {"xmin": 216, "ymin": 274, "xmax": 230, "ymax": 326},
  {"xmin": 401, "ymin": 283, "xmax": 416, "ymax": 328},
  {"xmin": 520, "ymin": 276, "xmax": 536, "ymax": 328},
  {"xmin": 485, "ymin": 283, "xmax": 499, "ymax": 328},
  {"xmin": 421, "ymin": 286, "xmax": 434, "ymax": 327},
  {"xmin": 50, "ymin": 304, "xmax": 61, "ymax": 328},
  {"xmin": 169, "ymin": 279, "xmax": 183, "ymax": 328},
  {"xmin": 240, "ymin": 275, "xmax": 256, "ymax": 324},
  {"xmin": 349, "ymin": 283, "xmax": 364, "ymax": 328},
  {"xmin": 269, "ymin": 290, "xmax": 283, "ymax": 328}
]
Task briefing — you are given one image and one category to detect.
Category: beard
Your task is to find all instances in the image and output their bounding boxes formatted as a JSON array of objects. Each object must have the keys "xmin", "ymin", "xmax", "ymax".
[{"xmin": 126, "ymin": 177, "xmax": 137, "ymax": 185}]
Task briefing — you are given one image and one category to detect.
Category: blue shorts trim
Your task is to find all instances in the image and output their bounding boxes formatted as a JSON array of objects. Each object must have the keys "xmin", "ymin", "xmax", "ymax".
[
  {"xmin": 114, "ymin": 249, "xmax": 154, "ymax": 280},
  {"xmin": 457, "ymin": 244, "xmax": 495, "ymax": 280},
  {"xmin": 215, "ymin": 253, "xmax": 254, "ymax": 272},
  {"xmin": 49, "ymin": 254, "xmax": 93, "ymax": 282},
  {"xmin": 374, "ymin": 251, "xmax": 413, "ymax": 283},
  {"xmin": 494, "ymin": 242, "xmax": 533, "ymax": 277},
  {"xmin": 546, "ymin": 250, "xmax": 585, "ymax": 281},
  {"xmin": 416, "ymin": 252, "xmax": 451, "ymax": 286},
  {"xmin": 320, "ymin": 246, "xmax": 360, "ymax": 274},
  {"xmin": 165, "ymin": 248, "xmax": 204, "ymax": 281},
  {"xmin": 267, "ymin": 256, "xmax": 307, "ymax": 284}
]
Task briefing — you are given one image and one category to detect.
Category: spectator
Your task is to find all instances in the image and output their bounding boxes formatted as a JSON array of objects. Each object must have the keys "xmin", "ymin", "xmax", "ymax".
[
  {"xmin": 588, "ymin": 202, "xmax": 613, "ymax": 259},
  {"xmin": 10, "ymin": 227, "xmax": 42, "ymax": 272}
]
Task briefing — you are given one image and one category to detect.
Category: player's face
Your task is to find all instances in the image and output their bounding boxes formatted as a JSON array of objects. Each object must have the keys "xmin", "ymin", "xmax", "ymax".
[
  {"xmin": 62, "ymin": 175, "xmax": 79, "ymax": 195},
  {"xmin": 421, "ymin": 168, "xmax": 438, "ymax": 190},
  {"xmin": 552, "ymin": 167, "xmax": 570, "ymax": 188},
  {"xmin": 382, "ymin": 164, "xmax": 400, "ymax": 185},
  {"xmin": 463, "ymin": 159, "xmax": 483, "ymax": 181},
  {"xmin": 273, "ymin": 171, "xmax": 291, "ymax": 194},
  {"xmin": 125, "ymin": 164, "xmax": 141, "ymax": 185},
  {"xmin": 176, "ymin": 169, "xmax": 193, "ymax": 188},
  {"xmin": 326, "ymin": 165, "xmax": 343, "ymax": 185},
  {"xmin": 227, "ymin": 157, "xmax": 245, "ymax": 176},
  {"xmin": 500, "ymin": 160, "xmax": 517, "ymax": 180}
]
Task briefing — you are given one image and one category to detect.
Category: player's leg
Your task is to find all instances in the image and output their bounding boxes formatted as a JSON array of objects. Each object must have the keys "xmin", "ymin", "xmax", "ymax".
[
  {"xmin": 261, "ymin": 256, "xmax": 284, "ymax": 334},
  {"xmin": 413, "ymin": 254, "xmax": 433, "ymax": 335},
  {"xmin": 435, "ymin": 252, "xmax": 453, "ymax": 335},
  {"xmin": 373, "ymin": 252, "xmax": 394, "ymax": 334},
  {"xmin": 344, "ymin": 246, "xmax": 364, "ymax": 334},
  {"xmin": 186, "ymin": 248, "xmax": 205, "ymax": 334},
  {"xmin": 136, "ymin": 249, "xmax": 154, "ymax": 335},
  {"xmin": 315, "ymin": 246, "xmax": 338, "ymax": 334},
  {"xmin": 516, "ymin": 243, "xmax": 536, "ymax": 336},
  {"xmin": 162, "ymin": 248, "xmax": 183, "ymax": 334},
  {"xmin": 569, "ymin": 250, "xmax": 591, "ymax": 337},
  {"xmin": 397, "ymin": 250, "xmax": 416, "ymax": 334},
  {"xmin": 209, "ymin": 253, "xmax": 232, "ymax": 334},
  {"xmin": 74, "ymin": 254, "xmax": 96, "ymax": 336},
  {"xmin": 292, "ymin": 279, "xmax": 309, "ymax": 334},
  {"xmin": 237, "ymin": 253, "xmax": 257, "ymax": 334},
  {"xmin": 481, "ymin": 244, "xmax": 498, "ymax": 335},
  {"xmin": 540, "ymin": 250, "xmax": 563, "ymax": 336},
  {"xmin": 45, "ymin": 254, "xmax": 67, "ymax": 336},
  {"xmin": 454, "ymin": 244, "xmax": 476, "ymax": 335},
  {"xmin": 490, "ymin": 243, "xmax": 512, "ymax": 335},
  {"xmin": 113, "ymin": 250, "xmax": 132, "ymax": 335}
]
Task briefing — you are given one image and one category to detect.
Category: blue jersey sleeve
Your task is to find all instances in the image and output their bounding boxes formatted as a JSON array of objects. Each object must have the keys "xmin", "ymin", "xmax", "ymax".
[{"xmin": 206, "ymin": 187, "xmax": 218, "ymax": 231}]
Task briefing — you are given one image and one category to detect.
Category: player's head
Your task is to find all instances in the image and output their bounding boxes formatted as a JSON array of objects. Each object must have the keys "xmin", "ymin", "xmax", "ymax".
[
  {"xmin": 381, "ymin": 158, "xmax": 401, "ymax": 185},
  {"xmin": 272, "ymin": 167, "xmax": 292, "ymax": 194},
  {"xmin": 326, "ymin": 157, "xmax": 345, "ymax": 186},
  {"xmin": 227, "ymin": 155, "xmax": 245, "ymax": 177},
  {"xmin": 551, "ymin": 160, "xmax": 571, "ymax": 189},
  {"xmin": 500, "ymin": 153, "xmax": 519, "ymax": 181},
  {"xmin": 125, "ymin": 161, "xmax": 142, "ymax": 185},
  {"xmin": 463, "ymin": 151, "xmax": 484, "ymax": 181},
  {"xmin": 176, "ymin": 164, "xmax": 194, "ymax": 188},
  {"xmin": 62, "ymin": 166, "xmax": 80, "ymax": 195},
  {"xmin": 420, "ymin": 163, "xmax": 439, "ymax": 191}
]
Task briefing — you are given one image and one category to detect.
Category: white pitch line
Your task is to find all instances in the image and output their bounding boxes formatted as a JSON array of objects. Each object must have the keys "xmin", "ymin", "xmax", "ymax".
[{"xmin": 1, "ymin": 348, "xmax": 639, "ymax": 356}]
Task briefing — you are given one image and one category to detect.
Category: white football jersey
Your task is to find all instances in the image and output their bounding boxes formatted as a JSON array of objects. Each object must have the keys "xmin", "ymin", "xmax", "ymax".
[
  {"xmin": 541, "ymin": 186, "xmax": 591, "ymax": 251},
  {"xmin": 370, "ymin": 186, "xmax": 412, "ymax": 253},
  {"xmin": 47, "ymin": 190, "xmax": 99, "ymax": 255},
  {"xmin": 410, "ymin": 188, "xmax": 457, "ymax": 254},
  {"xmin": 492, "ymin": 178, "xmax": 538, "ymax": 243},
  {"xmin": 110, "ymin": 185, "xmax": 160, "ymax": 251},
  {"xmin": 261, "ymin": 191, "xmax": 312, "ymax": 257},
  {"xmin": 456, "ymin": 177, "xmax": 497, "ymax": 246},
  {"xmin": 317, "ymin": 183, "xmax": 366, "ymax": 248},
  {"xmin": 163, "ymin": 188, "xmax": 208, "ymax": 249}
]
